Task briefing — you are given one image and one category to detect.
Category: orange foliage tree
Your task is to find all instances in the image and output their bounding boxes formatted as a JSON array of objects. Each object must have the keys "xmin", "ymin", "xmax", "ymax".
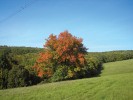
[{"xmin": 33, "ymin": 31, "xmax": 87, "ymax": 79}]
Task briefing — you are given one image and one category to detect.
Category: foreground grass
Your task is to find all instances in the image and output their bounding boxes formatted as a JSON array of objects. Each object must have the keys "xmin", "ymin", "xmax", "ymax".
[{"xmin": 0, "ymin": 59, "xmax": 133, "ymax": 100}]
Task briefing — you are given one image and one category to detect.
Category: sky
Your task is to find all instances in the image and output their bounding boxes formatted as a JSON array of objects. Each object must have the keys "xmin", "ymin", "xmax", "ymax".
[{"xmin": 0, "ymin": 0, "xmax": 133, "ymax": 52}]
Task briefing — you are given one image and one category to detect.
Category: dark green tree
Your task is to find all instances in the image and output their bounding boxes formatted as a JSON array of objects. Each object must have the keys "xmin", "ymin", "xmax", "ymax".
[
  {"xmin": 0, "ymin": 49, "xmax": 11, "ymax": 89},
  {"xmin": 7, "ymin": 65, "xmax": 30, "ymax": 88}
]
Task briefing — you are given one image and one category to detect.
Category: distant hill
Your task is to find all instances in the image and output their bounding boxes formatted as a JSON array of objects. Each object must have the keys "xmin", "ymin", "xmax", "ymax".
[
  {"xmin": 0, "ymin": 45, "xmax": 43, "ymax": 54},
  {"xmin": 0, "ymin": 45, "xmax": 133, "ymax": 70},
  {"xmin": 1, "ymin": 45, "xmax": 133, "ymax": 70},
  {"xmin": 0, "ymin": 46, "xmax": 43, "ymax": 70}
]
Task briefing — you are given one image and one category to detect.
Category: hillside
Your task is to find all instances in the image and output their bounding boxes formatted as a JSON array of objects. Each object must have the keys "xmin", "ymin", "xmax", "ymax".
[
  {"xmin": 1, "ymin": 46, "xmax": 133, "ymax": 89},
  {"xmin": 101, "ymin": 59, "xmax": 133, "ymax": 76},
  {"xmin": 0, "ymin": 59, "xmax": 133, "ymax": 100}
]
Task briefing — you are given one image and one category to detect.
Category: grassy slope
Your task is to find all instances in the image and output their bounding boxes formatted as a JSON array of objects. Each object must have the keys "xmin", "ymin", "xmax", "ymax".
[
  {"xmin": 101, "ymin": 59, "xmax": 133, "ymax": 76},
  {"xmin": 0, "ymin": 59, "xmax": 133, "ymax": 100}
]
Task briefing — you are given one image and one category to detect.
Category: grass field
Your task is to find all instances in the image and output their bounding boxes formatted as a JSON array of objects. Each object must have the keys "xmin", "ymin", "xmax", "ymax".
[{"xmin": 0, "ymin": 59, "xmax": 133, "ymax": 100}]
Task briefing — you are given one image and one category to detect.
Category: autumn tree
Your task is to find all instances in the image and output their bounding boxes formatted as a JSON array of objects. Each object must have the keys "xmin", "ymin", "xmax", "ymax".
[{"xmin": 33, "ymin": 31, "xmax": 87, "ymax": 81}]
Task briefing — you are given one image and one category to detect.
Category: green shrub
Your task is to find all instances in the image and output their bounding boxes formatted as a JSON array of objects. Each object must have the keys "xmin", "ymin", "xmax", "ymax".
[
  {"xmin": 50, "ymin": 65, "xmax": 68, "ymax": 82},
  {"xmin": 85, "ymin": 57, "xmax": 102, "ymax": 77}
]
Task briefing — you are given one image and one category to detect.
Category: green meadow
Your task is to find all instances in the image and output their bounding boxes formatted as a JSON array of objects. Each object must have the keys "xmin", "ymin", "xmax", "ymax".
[{"xmin": 0, "ymin": 59, "xmax": 133, "ymax": 100}]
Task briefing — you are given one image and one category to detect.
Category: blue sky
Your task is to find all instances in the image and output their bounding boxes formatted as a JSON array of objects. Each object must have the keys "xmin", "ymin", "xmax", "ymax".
[{"xmin": 0, "ymin": 0, "xmax": 133, "ymax": 52}]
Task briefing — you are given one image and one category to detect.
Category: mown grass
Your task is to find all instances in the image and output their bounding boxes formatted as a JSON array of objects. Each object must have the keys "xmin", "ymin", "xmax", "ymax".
[{"xmin": 0, "ymin": 59, "xmax": 133, "ymax": 100}]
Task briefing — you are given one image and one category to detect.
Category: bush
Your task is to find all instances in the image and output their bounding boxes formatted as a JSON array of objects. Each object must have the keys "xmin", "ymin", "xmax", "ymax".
[
  {"xmin": 85, "ymin": 57, "xmax": 102, "ymax": 77},
  {"xmin": 50, "ymin": 65, "xmax": 68, "ymax": 82}
]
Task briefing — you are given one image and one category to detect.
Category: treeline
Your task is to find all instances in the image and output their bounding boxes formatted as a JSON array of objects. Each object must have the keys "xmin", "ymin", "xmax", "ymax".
[
  {"xmin": 0, "ymin": 46, "xmax": 43, "ymax": 54},
  {"xmin": 87, "ymin": 50, "xmax": 133, "ymax": 63},
  {"xmin": 0, "ymin": 46, "xmax": 133, "ymax": 89}
]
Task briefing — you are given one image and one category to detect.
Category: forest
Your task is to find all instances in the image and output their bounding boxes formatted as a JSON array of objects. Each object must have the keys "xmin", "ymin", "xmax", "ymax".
[{"xmin": 1, "ymin": 45, "xmax": 133, "ymax": 89}]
